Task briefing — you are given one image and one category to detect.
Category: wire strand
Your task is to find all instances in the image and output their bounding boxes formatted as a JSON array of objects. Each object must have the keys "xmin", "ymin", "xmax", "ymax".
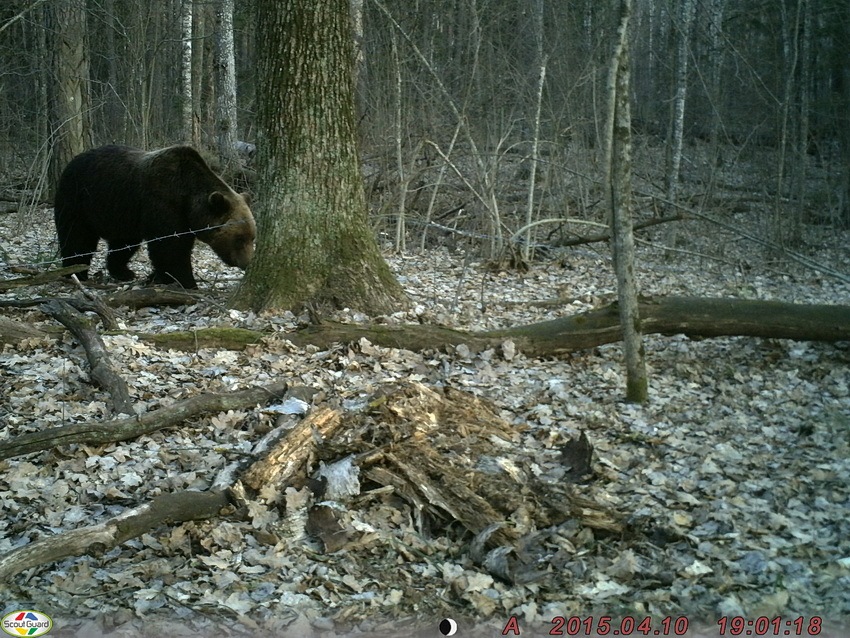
[{"xmin": 0, "ymin": 219, "xmax": 251, "ymax": 274}]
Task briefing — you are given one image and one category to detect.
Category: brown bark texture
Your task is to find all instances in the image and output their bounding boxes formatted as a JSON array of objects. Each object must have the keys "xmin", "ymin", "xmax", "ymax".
[{"xmin": 234, "ymin": 0, "xmax": 407, "ymax": 314}]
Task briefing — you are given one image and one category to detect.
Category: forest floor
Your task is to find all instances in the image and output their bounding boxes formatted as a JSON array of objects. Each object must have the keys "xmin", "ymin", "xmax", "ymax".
[{"xmin": 0, "ymin": 206, "xmax": 849, "ymax": 637}]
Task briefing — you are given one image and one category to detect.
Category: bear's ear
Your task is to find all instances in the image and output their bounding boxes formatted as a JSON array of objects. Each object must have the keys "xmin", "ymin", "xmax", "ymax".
[
  {"xmin": 208, "ymin": 191, "xmax": 231, "ymax": 215},
  {"xmin": 239, "ymin": 192, "xmax": 251, "ymax": 207}
]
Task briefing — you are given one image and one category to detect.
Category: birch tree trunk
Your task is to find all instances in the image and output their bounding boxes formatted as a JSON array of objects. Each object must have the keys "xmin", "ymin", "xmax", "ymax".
[
  {"xmin": 605, "ymin": 0, "xmax": 647, "ymax": 404},
  {"xmin": 665, "ymin": 0, "xmax": 695, "ymax": 207},
  {"xmin": 523, "ymin": 0, "xmax": 546, "ymax": 262},
  {"xmin": 180, "ymin": 0, "xmax": 194, "ymax": 142},
  {"xmin": 391, "ymin": 32, "xmax": 406, "ymax": 253},
  {"xmin": 214, "ymin": 0, "xmax": 238, "ymax": 167},
  {"xmin": 233, "ymin": 0, "xmax": 408, "ymax": 314}
]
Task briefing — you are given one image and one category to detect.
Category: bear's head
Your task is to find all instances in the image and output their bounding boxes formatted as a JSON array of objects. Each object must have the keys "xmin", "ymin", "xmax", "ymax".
[{"xmin": 198, "ymin": 190, "xmax": 256, "ymax": 269}]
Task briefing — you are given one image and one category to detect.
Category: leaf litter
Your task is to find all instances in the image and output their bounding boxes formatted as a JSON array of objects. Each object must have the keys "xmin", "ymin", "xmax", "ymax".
[{"xmin": 0, "ymin": 209, "xmax": 849, "ymax": 636}]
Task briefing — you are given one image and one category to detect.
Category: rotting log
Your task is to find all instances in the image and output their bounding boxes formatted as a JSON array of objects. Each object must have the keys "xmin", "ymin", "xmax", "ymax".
[{"xmin": 241, "ymin": 406, "xmax": 344, "ymax": 491}]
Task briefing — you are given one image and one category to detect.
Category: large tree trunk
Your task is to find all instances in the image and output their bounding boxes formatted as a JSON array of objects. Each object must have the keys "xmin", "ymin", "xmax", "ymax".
[{"xmin": 233, "ymin": 0, "xmax": 408, "ymax": 314}]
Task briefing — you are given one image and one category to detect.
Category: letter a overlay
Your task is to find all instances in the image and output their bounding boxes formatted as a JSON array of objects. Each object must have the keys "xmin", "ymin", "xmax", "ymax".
[{"xmin": 502, "ymin": 616, "xmax": 521, "ymax": 635}]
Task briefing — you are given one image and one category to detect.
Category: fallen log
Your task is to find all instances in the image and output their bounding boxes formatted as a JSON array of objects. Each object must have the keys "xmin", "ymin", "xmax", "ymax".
[
  {"xmin": 2, "ymin": 295, "xmax": 848, "ymax": 355},
  {"xmin": 0, "ymin": 380, "xmax": 289, "ymax": 461},
  {"xmin": 552, "ymin": 214, "xmax": 684, "ymax": 247},
  {"xmin": 0, "ymin": 491, "xmax": 231, "ymax": 581},
  {"xmin": 0, "ymin": 316, "xmax": 47, "ymax": 345},
  {"xmin": 285, "ymin": 296, "xmax": 850, "ymax": 357},
  {"xmin": 0, "ymin": 264, "xmax": 87, "ymax": 291}
]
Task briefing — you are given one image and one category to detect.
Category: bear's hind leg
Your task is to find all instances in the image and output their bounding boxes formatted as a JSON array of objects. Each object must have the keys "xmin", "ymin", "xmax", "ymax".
[
  {"xmin": 147, "ymin": 236, "xmax": 198, "ymax": 288},
  {"xmin": 106, "ymin": 242, "xmax": 140, "ymax": 281}
]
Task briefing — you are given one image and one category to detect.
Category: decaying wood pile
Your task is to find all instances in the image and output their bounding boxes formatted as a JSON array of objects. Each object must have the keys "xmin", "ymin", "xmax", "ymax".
[{"xmin": 0, "ymin": 372, "xmax": 621, "ymax": 584}]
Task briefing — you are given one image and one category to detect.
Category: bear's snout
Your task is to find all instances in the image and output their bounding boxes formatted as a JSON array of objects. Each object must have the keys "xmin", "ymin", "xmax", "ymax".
[
  {"xmin": 205, "ymin": 224, "xmax": 255, "ymax": 270},
  {"xmin": 227, "ymin": 242, "xmax": 254, "ymax": 269}
]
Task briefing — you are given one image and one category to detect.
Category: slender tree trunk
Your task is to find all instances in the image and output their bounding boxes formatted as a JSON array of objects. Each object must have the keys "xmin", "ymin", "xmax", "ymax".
[
  {"xmin": 605, "ymin": 0, "xmax": 647, "ymax": 404},
  {"xmin": 773, "ymin": 0, "xmax": 803, "ymax": 248},
  {"xmin": 665, "ymin": 0, "xmax": 694, "ymax": 207},
  {"xmin": 102, "ymin": 0, "xmax": 122, "ymax": 140},
  {"xmin": 706, "ymin": 0, "xmax": 725, "ymax": 148},
  {"xmin": 391, "ymin": 32, "xmax": 406, "ymax": 253},
  {"xmin": 839, "ymin": 7, "xmax": 850, "ymax": 224},
  {"xmin": 523, "ymin": 0, "xmax": 546, "ymax": 262},
  {"xmin": 350, "ymin": 0, "xmax": 365, "ymax": 105},
  {"xmin": 214, "ymin": 0, "xmax": 238, "ymax": 167},
  {"xmin": 191, "ymin": 1, "xmax": 206, "ymax": 147},
  {"xmin": 180, "ymin": 0, "xmax": 194, "ymax": 142},
  {"xmin": 50, "ymin": 0, "xmax": 91, "ymax": 195},
  {"xmin": 792, "ymin": 0, "xmax": 811, "ymax": 234},
  {"xmin": 36, "ymin": 5, "xmax": 50, "ymax": 149},
  {"xmin": 233, "ymin": 0, "xmax": 408, "ymax": 314}
]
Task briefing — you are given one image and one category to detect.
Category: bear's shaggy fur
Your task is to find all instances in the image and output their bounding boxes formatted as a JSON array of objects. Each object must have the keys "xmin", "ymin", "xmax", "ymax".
[{"xmin": 54, "ymin": 144, "xmax": 255, "ymax": 289}]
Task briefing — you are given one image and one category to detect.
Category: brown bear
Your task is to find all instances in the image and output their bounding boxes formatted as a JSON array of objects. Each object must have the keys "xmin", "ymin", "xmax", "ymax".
[{"xmin": 54, "ymin": 144, "xmax": 255, "ymax": 289}]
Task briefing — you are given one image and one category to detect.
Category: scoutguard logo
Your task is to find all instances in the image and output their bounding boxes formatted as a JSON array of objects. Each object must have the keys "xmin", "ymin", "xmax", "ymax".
[{"xmin": 1, "ymin": 611, "xmax": 53, "ymax": 637}]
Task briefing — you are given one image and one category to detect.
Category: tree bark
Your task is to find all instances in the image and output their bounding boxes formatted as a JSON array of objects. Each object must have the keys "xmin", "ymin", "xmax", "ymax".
[
  {"xmin": 233, "ymin": 0, "xmax": 408, "ymax": 314},
  {"xmin": 214, "ymin": 0, "xmax": 238, "ymax": 167},
  {"xmin": 180, "ymin": 0, "xmax": 194, "ymax": 142},
  {"xmin": 605, "ymin": 0, "xmax": 647, "ymax": 403},
  {"xmin": 665, "ymin": 0, "xmax": 695, "ymax": 207},
  {"xmin": 50, "ymin": 0, "xmax": 91, "ymax": 195}
]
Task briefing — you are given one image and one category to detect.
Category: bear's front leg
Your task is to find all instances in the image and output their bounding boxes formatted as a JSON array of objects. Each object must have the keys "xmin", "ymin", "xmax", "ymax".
[{"xmin": 147, "ymin": 235, "xmax": 198, "ymax": 288}]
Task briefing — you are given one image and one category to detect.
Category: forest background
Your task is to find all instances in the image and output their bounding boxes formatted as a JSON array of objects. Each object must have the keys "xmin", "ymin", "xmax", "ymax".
[{"xmin": 1, "ymin": 0, "xmax": 849, "ymax": 259}]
